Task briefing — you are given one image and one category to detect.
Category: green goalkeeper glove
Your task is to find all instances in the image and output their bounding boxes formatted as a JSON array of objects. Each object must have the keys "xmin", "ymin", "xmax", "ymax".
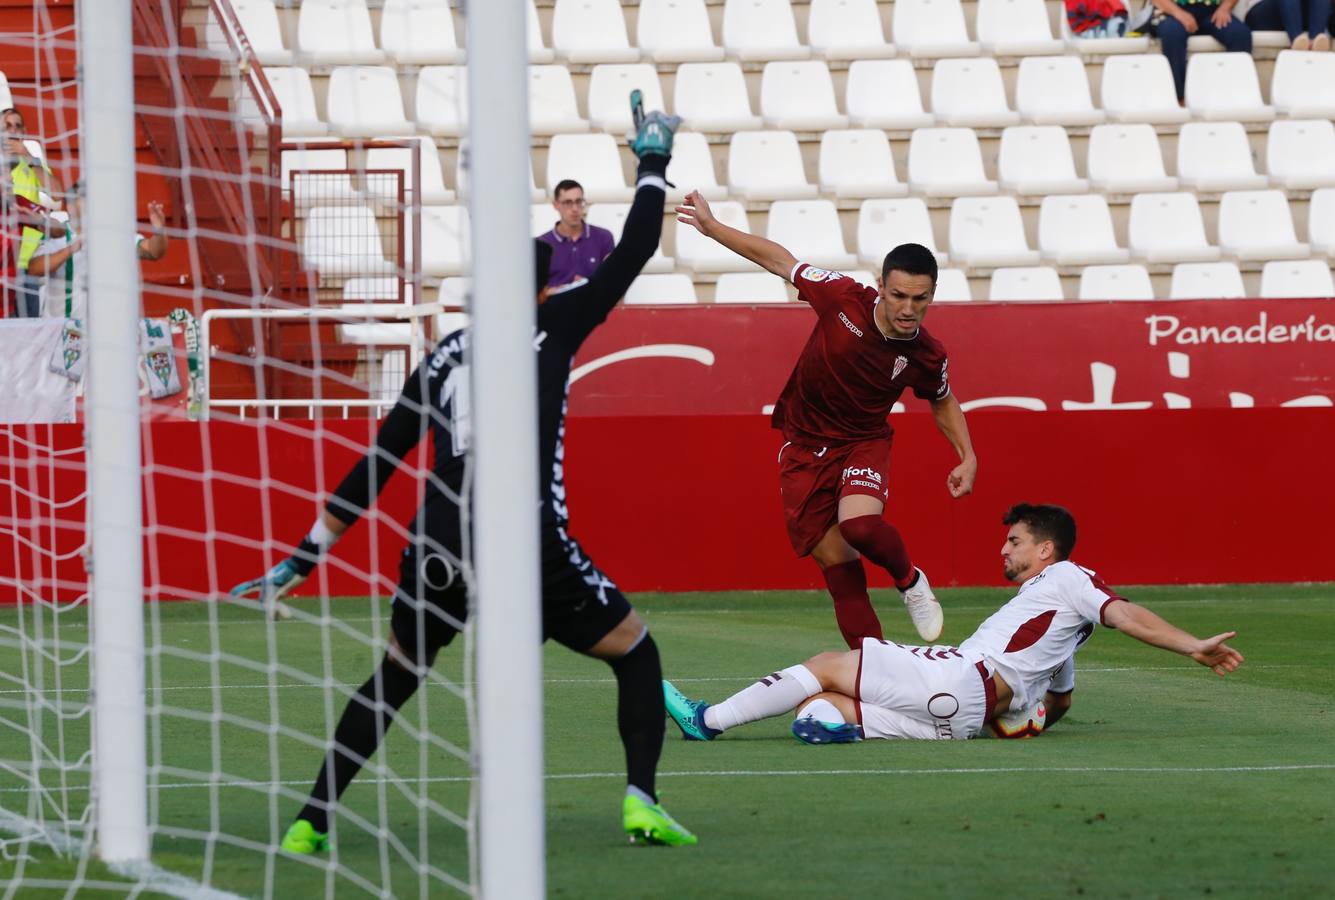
[
  {"xmin": 628, "ymin": 89, "xmax": 681, "ymax": 160},
  {"xmin": 228, "ymin": 558, "xmax": 302, "ymax": 620}
]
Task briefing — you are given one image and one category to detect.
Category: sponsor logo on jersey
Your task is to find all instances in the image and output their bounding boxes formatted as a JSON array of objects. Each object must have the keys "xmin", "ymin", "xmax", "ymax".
[
  {"xmin": 892, "ymin": 355, "xmax": 908, "ymax": 381},
  {"xmin": 838, "ymin": 311, "xmax": 864, "ymax": 338},
  {"xmin": 842, "ymin": 466, "xmax": 882, "ymax": 483},
  {"xmin": 801, "ymin": 266, "xmax": 841, "ymax": 283}
]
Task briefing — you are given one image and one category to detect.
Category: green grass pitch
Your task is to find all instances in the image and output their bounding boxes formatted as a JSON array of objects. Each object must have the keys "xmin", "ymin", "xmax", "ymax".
[{"xmin": 1, "ymin": 584, "xmax": 1332, "ymax": 898}]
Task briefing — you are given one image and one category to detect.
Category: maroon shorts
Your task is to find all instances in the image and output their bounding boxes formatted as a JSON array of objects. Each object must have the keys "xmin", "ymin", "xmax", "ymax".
[{"xmin": 777, "ymin": 436, "xmax": 893, "ymax": 557}]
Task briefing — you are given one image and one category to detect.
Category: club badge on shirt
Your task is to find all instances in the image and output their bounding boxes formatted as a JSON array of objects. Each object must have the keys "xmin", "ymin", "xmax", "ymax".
[{"xmin": 892, "ymin": 355, "xmax": 908, "ymax": 381}]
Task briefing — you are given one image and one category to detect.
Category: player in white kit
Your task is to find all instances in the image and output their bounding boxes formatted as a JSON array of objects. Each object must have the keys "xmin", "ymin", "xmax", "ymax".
[{"xmin": 664, "ymin": 503, "xmax": 1244, "ymax": 743}]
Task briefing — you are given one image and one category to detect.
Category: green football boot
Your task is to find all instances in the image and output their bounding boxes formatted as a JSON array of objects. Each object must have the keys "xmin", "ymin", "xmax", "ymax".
[
  {"xmin": 280, "ymin": 819, "xmax": 329, "ymax": 855},
  {"xmin": 623, "ymin": 794, "xmax": 698, "ymax": 847}
]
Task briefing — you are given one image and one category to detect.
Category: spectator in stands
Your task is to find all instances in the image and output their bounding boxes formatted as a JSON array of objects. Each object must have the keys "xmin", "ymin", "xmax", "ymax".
[
  {"xmin": 1, "ymin": 184, "xmax": 66, "ymax": 317},
  {"xmin": 3, "ymin": 107, "xmax": 63, "ymax": 317},
  {"xmin": 1244, "ymin": 0, "xmax": 1331, "ymax": 49},
  {"xmin": 1152, "ymin": 0, "xmax": 1252, "ymax": 101},
  {"xmin": 537, "ymin": 179, "xmax": 614, "ymax": 287}
]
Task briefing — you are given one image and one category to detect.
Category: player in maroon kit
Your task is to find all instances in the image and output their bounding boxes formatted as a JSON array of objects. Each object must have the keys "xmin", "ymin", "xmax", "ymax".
[{"xmin": 676, "ymin": 191, "xmax": 977, "ymax": 645}]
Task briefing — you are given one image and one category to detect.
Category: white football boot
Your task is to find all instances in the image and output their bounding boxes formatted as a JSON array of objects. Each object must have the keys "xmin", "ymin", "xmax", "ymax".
[{"xmin": 900, "ymin": 567, "xmax": 943, "ymax": 642}]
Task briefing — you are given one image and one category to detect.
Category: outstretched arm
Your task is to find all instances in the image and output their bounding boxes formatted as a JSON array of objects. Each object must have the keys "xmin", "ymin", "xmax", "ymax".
[
  {"xmin": 1103, "ymin": 601, "xmax": 1244, "ymax": 676},
  {"xmin": 929, "ymin": 393, "xmax": 977, "ymax": 498},
  {"xmin": 675, "ymin": 190, "xmax": 797, "ymax": 279},
  {"xmin": 137, "ymin": 201, "xmax": 169, "ymax": 260}
]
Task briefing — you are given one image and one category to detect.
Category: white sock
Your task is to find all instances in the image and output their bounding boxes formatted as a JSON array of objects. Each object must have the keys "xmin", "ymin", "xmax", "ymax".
[
  {"xmin": 704, "ymin": 665, "xmax": 821, "ymax": 732},
  {"xmin": 796, "ymin": 697, "xmax": 846, "ymax": 725}
]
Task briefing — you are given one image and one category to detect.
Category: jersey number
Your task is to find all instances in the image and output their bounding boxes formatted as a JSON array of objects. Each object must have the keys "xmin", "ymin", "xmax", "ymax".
[{"xmin": 439, "ymin": 364, "xmax": 472, "ymax": 456}]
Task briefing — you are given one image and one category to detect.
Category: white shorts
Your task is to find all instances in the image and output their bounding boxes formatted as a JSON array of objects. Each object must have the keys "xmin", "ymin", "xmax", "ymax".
[{"xmin": 854, "ymin": 639, "xmax": 994, "ymax": 741}]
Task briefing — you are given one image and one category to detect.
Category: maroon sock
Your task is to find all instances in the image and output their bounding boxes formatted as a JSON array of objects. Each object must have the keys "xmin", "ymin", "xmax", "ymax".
[
  {"xmin": 821, "ymin": 559, "xmax": 882, "ymax": 649},
  {"xmin": 838, "ymin": 515, "xmax": 916, "ymax": 589}
]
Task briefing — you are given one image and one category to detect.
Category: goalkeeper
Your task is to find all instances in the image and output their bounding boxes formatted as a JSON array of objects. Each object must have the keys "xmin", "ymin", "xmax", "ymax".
[{"xmin": 231, "ymin": 97, "xmax": 696, "ymax": 850}]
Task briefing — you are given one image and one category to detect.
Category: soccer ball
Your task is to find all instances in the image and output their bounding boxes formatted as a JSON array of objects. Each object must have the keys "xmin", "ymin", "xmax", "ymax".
[{"xmin": 987, "ymin": 700, "xmax": 1047, "ymax": 739}]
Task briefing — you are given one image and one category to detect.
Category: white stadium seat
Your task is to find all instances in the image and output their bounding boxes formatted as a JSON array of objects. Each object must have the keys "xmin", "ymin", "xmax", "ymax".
[
  {"xmin": 586, "ymin": 65, "xmax": 666, "ymax": 133},
  {"xmin": 674, "ymin": 63, "xmax": 764, "ymax": 132},
  {"xmin": 303, "ymin": 206, "xmax": 394, "ymax": 276},
  {"xmin": 998, "ymin": 126, "xmax": 1089, "ymax": 196},
  {"xmin": 846, "ymin": 60, "xmax": 934, "ymax": 130},
  {"xmin": 1100, "ymin": 55, "xmax": 1190, "ymax": 124},
  {"xmin": 930, "ymin": 58, "xmax": 1020, "ymax": 128},
  {"xmin": 1259, "ymin": 260, "xmax": 1335, "ymax": 298},
  {"xmin": 857, "ymin": 199, "xmax": 945, "ymax": 267},
  {"xmin": 262, "ymin": 68, "xmax": 327, "ymax": 137},
  {"xmin": 760, "ymin": 61, "xmax": 849, "ymax": 131},
  {"xmin": 893, "ymin": 0, "xmax": 980, "ymax": 58},
  {"xmin": 807, "ymin": 0, "xmax": 896, "ymax": 60},
  {"xmin": 1266, "ymin": 120, "xmax": 1335, "ymax": 190},
  {"xmin": 283, "ymin": 147, "xmax": 356, "ymax": 207},
  {"xmin": 819, "ymin": 130, "xmax": 908, "ymax": 200},
  {"xmin": 989, "ymin": 266, "xmax": 1064, "ymax": 301},
  {"xmin": 0, "ymin": 74, "xmax": 11, "ymax": 111},
  {"xmin": 296, "ymin": 0, "xmax": 384, "ymax": 66},
  {"xmin": 636, "ymin": 0, "xmax": 725, "ymax": 62},
  {"xmin": 531, "ymin": 203, "xmax": 553, "ymax": 238},
  {"xmin": 341, "ymin": 277, "xmax": 403, "ymax": 303},
  {"xmin": 380, "ymin": 0, "xmax": 462, "ymax": 65},
  {"xmin": 415, "ymin": 67, "xmax": 466, "ymax": 136},
  {"xmin": 1087, "ymin": 124, "xmax": 1177, "ymax": 194},
  {"xmin": 666, "ymin": 132, "xmax": 727, "ymax": 201},
  {"xmin": 1060, "ymin": 16, "xmax": 1149, "ymax": 55},
  {"xmin": 1015, "ymin": 56, "xmax": 1105, "ymax": 126},
  {"xmin": 676, "ymin": 201, "xmax": 755, "ymax": 272},
  {"xmin": 1078, "ymin": 264, "xmax": 1156, "ymax": 300},
  {"xmin": 1269, "ymin": 50, "xmax": 1335, "ymax": 118},
  {"xmin": 1185, "ymin": 53, "xmax": 1275, "ymax": 122},
  {"xmin": 547, "ymin": 134, "xmax": 633, "ymax": 202},
  {"xmin": 1175, "ymin": 122, "xmax": 1268, "ymax": 192},
  {"xmin": 456, "ymin": 142, "xmax": 543, "ymax": 201},
  {"xmin": 1038, "ymin": 194, "xmax": 1130, "ymax": 265},
  {"xmin": 1217, "ymin": 190, "xmax": 1308, "ymax": 261},
  {"xmin": 552, "ymin": 0, "xmax": 639, "ymax": 63},
  {"xmin": 1311, "ymin": 189, "xmax": 1335, "ymax": 256},
  {"xmin": 585, "ymin": 203, "xmax": 675, "ymax": 272},
  {"xmin": 844, "ymin": 270, "xmax": 880, "ymax": 290},
  {"xmin": 625, "ymin": 273, "xmax": 698, "ymax": 304},
  {"xmin": 714, "ymin": 271, "xmax": 792, "ymax": 302},
  {"xmin": 728, "ymin": 131, "xmax": 818, "ymax": 201},
  {"xmin": 529, "ymin": 65, "xmax": 589, "ymax": 135},
  {"xmin": 326, "ymin": 67, "xmax": 414, "ymax": 138},
  {"xmin": 767, "ymin": 200, "xmax": 858, "ymax": 271},
  {"xmin": 975, "ymin": 0, "xmax": 1064, "ymax": 56},
  {"xmin": 723, "ymin": 0, "xmax": 810, "ymax": 61},
  {"xmin": 527, "ymin": 0, "xmax": 555, "ymax": 63},
  {"xmin": 208, "ymin": 0, "xmax": 292, "ymax": 66},
  {"xmin": 934, "ymin": 269, "xmax": 973, "ymax": 301},
  {"xmin": 907, "ymin": 128, "xmax": 998, "ymax": 197},
  {"xmin": 417, "ymin": 205, "xmax": 469, "ymax": 276},
  {"xmin": 365, "ymin": 137, "xmax": 455, "ymax": 205},
  {"xmin": 1169, "ymin": 262, "xmax": 1246, "ymax": 300},
  {"xmin": 949, "ymin": 196, "xmax": 1041, "ymax": 268},
  {"xmin": 1128, "ymin": 193, "xmax": 1220, "ymax": 263}
]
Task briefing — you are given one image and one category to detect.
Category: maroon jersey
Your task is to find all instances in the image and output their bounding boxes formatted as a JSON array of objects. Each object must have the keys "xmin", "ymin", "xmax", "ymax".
[{"xmin": 771, "ymin": 262, "xmax": 950, "ymax": 446}]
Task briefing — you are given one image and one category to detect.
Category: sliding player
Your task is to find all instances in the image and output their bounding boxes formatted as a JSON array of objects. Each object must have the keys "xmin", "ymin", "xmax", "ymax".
[
  {"xmin": 231, "ymin": 99, "xmax": 697, "ymax": 850},
  {"xmin": 677, "ymin": 193, "xmax": 976, "ymax": 647},
  {"xmin": 663, "ymin": 503, "xmax": 1243, "ymax": 744}
]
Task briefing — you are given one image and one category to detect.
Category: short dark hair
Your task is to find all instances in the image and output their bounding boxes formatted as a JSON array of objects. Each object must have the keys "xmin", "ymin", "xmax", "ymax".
[
  {"xmin": 881, "ymin": 242, "xmax": 938, "ymax": 287},
  {"xmin": 553, "ymin": 179, "xmax": 583, "ymax": 200},
  {"xmin": 534, "ymin": 238, "xmax": 553, "ymax": 294},
  {"xmin": 1002, "ymin": 503, "xmax": 1077, "ymax": 561}
]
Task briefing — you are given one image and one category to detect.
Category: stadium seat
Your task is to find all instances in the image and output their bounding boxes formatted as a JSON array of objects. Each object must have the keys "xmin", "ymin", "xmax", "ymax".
[
  {"xmin": 892, "ymin": 0, "xmax": 980, "ymax": 57},
  {"xmin": 1185, "ymin": 54, "xmax": 1275, "ymax": 123},
  {"xmin": 767, "ymin": 200, "xmax": 858, "ymax": 270},
  {"xmin": 437, "ymin": 278, "xmax": 469, "ymax": 309},
  {"xmin": 1266, "ymin": 120, "xmax": 1335, "ymax": 191},
  {"xmin": 1038, "ymin": 195, "xmax": 1130, "ymax": 265},
  {"xmin": 1100, "ymin": 55, "xmax": 1190, "ymax": 124},
  {"xmin": 335, "ymin": 302, "xmax": 414, "ymax": 348},
  {"xmin": 975, "ymin": 0, "xmax": 1064, "ymax": 56},
  {"xmin": 380, "ymin": 0, "xmax": 463, "ymax": 65},
  {"xmin": 636, "ymin": 0, "xmax": 725, "ymax": 62},
  {"xmin": 1311, "ymin": 189, "xmax": 1335, "ymax": 256},
  {"xmin": 722, "ymin": 0, "xmax": 810, "ymax": 61},
  {"xmin": 1015, "ymin": 56, "xmax": 1104, "ymax": 126},
  {"xmin": 531, "ymin": 203, "xmax": 553, "ymax": 237},
  {"xmin": 341, "ymin": 277, "xmax": 403, "ymax": 303},
  {"xmin": 949, "ymin": 196, "xmax": 1041, "ymax": 268},
  {"xmin": 843, "ymin": 270, "xmax": 881, "ymax": 291},
  {"xmin": 676, "ymin": 201, "xmax": 754, "ymax": 272},
  {"xmin": 417, "ymin": 205, "xmax": 469, "ymax": 276},
  {"xmin": 1128, "ymin": 193, "xmax": 1220, "ymax": 263},
  {"xmin": 1078, "ymin": 264, "xmax": 1156, "ymax": 300},
  {"xmin": 845, "ymin": 60, "xmax": 934, "ymax": 130},
  {"xmin": 262, "ymin": 68, "xmax": 327, "ymax": 137},
  {"xmin": 728, "ymin": 131, "xmax": 818, "ymax": 201},
  {"xmin": 1059, "ymin": 16, "xmax": 1150, "ymax": 55},
  {"xmin": 1169, "ymin": 261, "xmax": 1245, "ymax": 299},
  {"xmin": 456, "ymin": 145, "xmax": 543, "ymax": 202},
  {"xmin": 415, "ymin": 67, "xmax": 466, "ymax": 136},
  {"xmin": 302, "ymin": 206, "xmax": 394, "ymax": 276},
  {"xmin": 1259, "ymin": 260, "xmax": 1335, "ymax": 298},
  {"xmin": 585, "ymin": 203, "xmax": 675, "ymax": 272},
  {"xmin": 0, "ymin": 73, "xmax": 11, "ymax": 111},
  {"xmin": 807, "ymin": 0, "xmax": 897, "ymax": 60},
  {"xmin": 1217, "ymin": 190, "xmax": 1308, "ymax": 261},
  {"xmin": 326, "ymin": 67, "xmax": 414, "ymax": 138},
  {"xmin": 930, "ymin": 58, "xmax": 1020, "ymax": 128},
  {"xmin": 713, "ymin": 271, "xmax": 792, "ymax": 302},
  {"xmin": 989, "ymin": 266, "xmax": 1064, "ymax": 301},
  {"xmin": 819, "ymin": 130, "xmax": 908, "ymax": 200},
  {"xmin": 1087, "ymin": 124, "xmax": 1177, "ymax": 194},
  {"xmin": 551, "ymin": 0, "xmax": 639, "ymax": 63},
  {"xmin": 527, "ymin": 0, "xmax": 555, "ymax": 63},
  {"xmin": 907, "ymin": 128, "xmax": 998, "ymax": 197},
  {"xmin": 528, "ymin": 65, "xmax": 589, "ymax": 135},
  {"xmin": 365, "ymin": 137, "xmax": 455, "ymax": 205},
  {"xmin": 546, "ymin": 134, "xmax": 633, "ymax": 202},
  {"xmin": 283, "ymin": 147, "xmax": 356, "ymax": 207},
  {"xmin": 857, "ymin": 198, "xmax": 946, "ymax": 267},
  {"xmin": 296, "ymin": 0, "xmax": 385, "ymax": 65},
  {"xmin": 760, "ymin": 61, "xmax": 849, "ymax": 131},
  {"xmin": 998, "ymin": 126, "xmax": 1089, "ymax": 196},
  {"xmin": 1269, "ymin": 50, "xmax": 1335, "ymax": 119},
  {"xmin": 207, "ymin": 0, "xmax": 293, "ymax": 66},
  {"xmin": 934, "ymin": 269, "xmax": 973, "ymax": 301},
  {"xmin": 674, "ymin": 63, "xmax": 764, "ymax": 132},
  {"xmin": 1175, "ymin": 122, "xmax": 1268, "ymax": 192},
  {"xmin": 666, "ymin": 132, "xmax": 727, "ymax": 201},
  {"xmin": 625, "ymin": 273, "xmax": 698, "ymax": 304},
  {"xmin": 587, "ymin": 65, "xmax": 666, "ymax": 133}
]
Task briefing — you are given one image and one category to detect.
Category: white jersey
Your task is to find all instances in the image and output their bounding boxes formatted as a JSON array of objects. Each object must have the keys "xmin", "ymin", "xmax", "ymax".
[
  {"xmin": 33, "ymin": 229, "xmax": 144, "ymax": 320},
  {"xmin": 959, "ymin": 560, "xmax": 1123, "ymax": 711}
]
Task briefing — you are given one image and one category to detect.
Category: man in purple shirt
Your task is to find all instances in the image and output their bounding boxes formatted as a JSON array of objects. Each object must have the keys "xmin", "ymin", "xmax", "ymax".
[{"xmin": 538, "ymin": 179, "xmax": 615, "ymax": 287}]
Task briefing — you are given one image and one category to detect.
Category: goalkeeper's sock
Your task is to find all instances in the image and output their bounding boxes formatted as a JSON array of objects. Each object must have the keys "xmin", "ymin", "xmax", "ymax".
[
  {"xmin": 296, "ymin": 657, "xmax": 421, "ymax": 833},
  {"xmin": 703, "ymin": 664, "xmax": 821, "ymax": 733},
  {"xmin": 839, "ymin": 515, "xmax": 916, "ymax": 589},
  {"xmin": 609, "ymin": 632, "xmax": 664, "ymax": 800},
  {"xmin": 822, "ymin": 559, "xmax": 882, "ymax": 649}
]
